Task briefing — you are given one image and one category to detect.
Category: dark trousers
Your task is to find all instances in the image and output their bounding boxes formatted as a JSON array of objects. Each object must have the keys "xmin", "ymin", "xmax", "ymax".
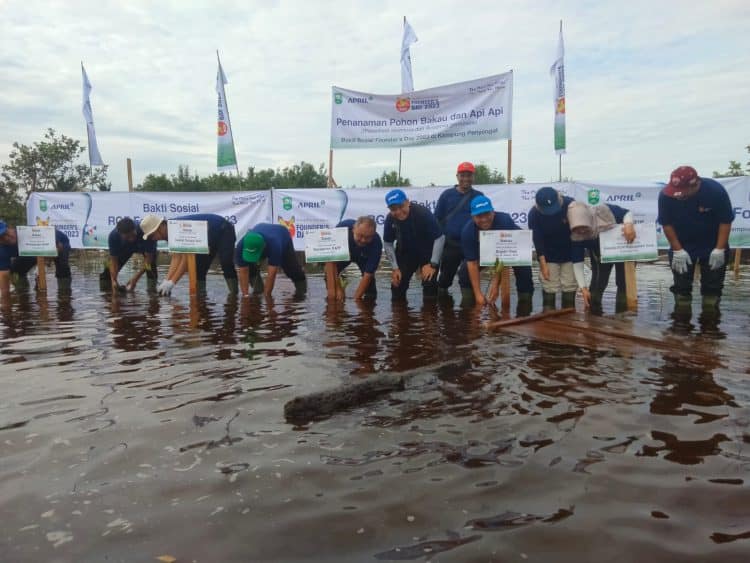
[
  {"xmin": 249, "ymin": 244, "xmax": 306, "ymax": 283},
  {"xmin": 336, "ymin": 260, "xmax": 376, "ymax": 298},
  {"xmin": 457, "ymin": 262, "xmax": 534, "ymax": 294},
  {"xmin": 437, "ymin": 238, "xmax": 463, "ymax": 289},
  {"xmin": 589, "ymin": 255, "xmax": 625, "ymax": 295},
  {"xmin": 198, "ymin": 223, "xmax": 237, "ymax": 281},
  {"xmin": 391, "ymin": 255, "xmax": 438, "ymax": 301},
  {"xmin": 670, "ymin": 250, "xmax": 728, "ymax": 298},
  {"xmin": 11, "ymin": 248, "xmax": 71, "ymax": 278}
]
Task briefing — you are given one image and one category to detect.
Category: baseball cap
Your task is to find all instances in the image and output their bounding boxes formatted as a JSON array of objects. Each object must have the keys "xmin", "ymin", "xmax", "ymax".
[
  {"xmin": 664, "ymin": 166, "xmax": 699, "ymax": 197},
  {"xmin": 0, "ymin": 220, "xmax": 7, "ymax": 237},
  {"xmin": 140, "ymin": 214, "xmax": 164, "ymax": 239},
  {"xmin": 535, "ymin": 187, "xmax": 561, "ymax": 215},
  {"xmin": 470, "ymin": 195, "xmax": 494, "ymax": 216},
  {"xmin": 242, "ymin": 232, "xmax": 265, "ymax": 263},
  {"xmin": 457, "ymin": 162, "xmax": 476, "ymax": 174},
  {"xmin": 385, "ymin": 189, "xmax": 407, "ymax": 207}
]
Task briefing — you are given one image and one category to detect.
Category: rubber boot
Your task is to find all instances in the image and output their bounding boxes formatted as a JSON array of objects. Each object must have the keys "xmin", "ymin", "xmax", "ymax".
[
  {"xmin": 561, "ymin": 291, "xmax": 577, "ymax": 309},
  {"xmin": 701, "ymin": 294, "xmax": 720, "ymax": 315},
  {"xmin": 542, "ymin": 291, "xmax": 557, "ymax": 311},
  {"xmin": 197, "ymin": 280, "xmax": 207, "ymax": 294},
  {"xmin": 437, "ymin": 287, "xmax": 451, "ymax": 299},
  {"xmin": 460, "ymin": 287, "xmax": 476, "ymax": 307},
  {"xmin": 12, "ymin": 273, "xmax": 29, "ymax": 291},
  {"xmin": 293, "ymin": 278, "xmax": 307, "ymax": 299},
  {"xmin": 589, "ymin": 290, "xmax": 603, "ymax": 316},
  {"xmin": 615, "ymin": 291, "xmax": 628, "ymax": 314},
  {"xmin": 671, "ymin": 294, "xmax": 693, "ymax": 333},
  {"xmin": 147, "ymin": 278, "xmax": 158, "ymax": 294},
  {"xmin": 226, "ymin": 277, "xmax": 239, "ymax": 295},
  {"xmin": 516, "ymin": 293, "xmax": 533, "ymax": 317},
  {"xmin": 57, "ymin": 277, "xmax": 72, "ymax": 295},
  {"xmin": 251, "ymin": 274, "xmax": 264, "ymax": 294}
]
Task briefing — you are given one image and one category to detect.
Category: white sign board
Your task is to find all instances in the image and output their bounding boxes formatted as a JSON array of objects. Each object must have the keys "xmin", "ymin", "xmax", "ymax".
[
  {"xmin": 479, "ymin": 230, "xmax": 532, "ymax": 267},
  {"xmin": 331, "ymin": 71, "xmax": 513, "ymax": 149},
  {"xmin": 17, "ymin": 226, "xmax": 57, "ymax": 257},
  {"xmin": 167, "ymin": 220, "xmax": 209, "ymax": 254},
  {"xmin": 599, "ymin": 222, "xmax": 659, "ymax": 263},
  {"xmin": 304, "ymin": 227, "xmax": 350, "ymax": 263}
]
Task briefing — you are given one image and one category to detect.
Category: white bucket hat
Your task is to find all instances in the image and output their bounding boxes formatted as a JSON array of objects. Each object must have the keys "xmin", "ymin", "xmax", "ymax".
[{"xmin": 140, "ymin": 214, "xmax": 165, "ymax": 240}]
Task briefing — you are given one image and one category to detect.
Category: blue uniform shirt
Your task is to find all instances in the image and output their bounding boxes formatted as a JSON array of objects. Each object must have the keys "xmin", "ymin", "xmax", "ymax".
[
  {"xmin": 108, "ymin": 226, "xmax": 155, "ymax": 260},
  {"xmin": 528, "ymin": 196, "xmax": 575, "ymax": 263},
  {"xmin": 337, "ymin": 219, "xmax": 382, "ymax": 274},
  {"xmin": 383, "ymin": 203, "xmax": 441, "ymax": 264},
  {"xmin": 0, "ymin": 228, "xmax": 70, "ymax": 271},
  {"xmin": 657, "ymin": 177, "xmax": 734, "ymax": 259},
  {"xmin": 235, "ymin": 223, "xmax": 294, "ymax": 267},
  {"xmin": 571, "ymin": 204, "xmax": 629, "ymax": 263},
  {"xmin": 176, "ymin": 214, "xmax": 228, "ymax": 246},
  {"xmin": 461, "ymin": 212, "xmax": 521, "ymax": 262},
  {"xmin": 434, "ymin": 186, "xmax": 485, "ymax": 242}
]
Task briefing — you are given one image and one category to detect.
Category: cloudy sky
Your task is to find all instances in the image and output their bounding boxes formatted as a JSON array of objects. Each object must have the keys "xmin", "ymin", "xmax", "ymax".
[{"xmin": 1, "ymin": 0, "xmax": 748, "ymax": 191}]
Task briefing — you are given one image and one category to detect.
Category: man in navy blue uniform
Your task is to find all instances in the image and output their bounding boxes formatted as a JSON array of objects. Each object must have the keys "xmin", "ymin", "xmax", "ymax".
[
  {"xmin": 100, "ymin": 217, "xmax": 157, "ymax": 292},
  {"xmin": 434, "ymin": 162, "xmax": 484, "ymax": 297},
  {"xmin": 383, "ymin": 189, "xmax": 445, "ymax": 301},
  {"xmin": 0, "ymin": 220, "xmax": 72, "ymax": 297},
  {"xmin": 458, "ymin": 196, "xmax": 534, "ymax": 310},
  {"xmin": 235, "ymin": 223, "xmax": 307, "ymax": 298},
  {"xmin": 140, "ymin": 213, "xmax": 237, "ymax": 295},
  {"xmin": 657, "ymin": 166, "xmax": 734, "ymax": 314},
  {"xmin": 325, "ymin": 216, "xmax": 381, "ymax": 301}
]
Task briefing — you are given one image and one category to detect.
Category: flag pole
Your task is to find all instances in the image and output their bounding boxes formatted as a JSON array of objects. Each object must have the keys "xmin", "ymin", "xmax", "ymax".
[
  {"xmin": 327, "ymin": 149, "xmax": 337, "ymax": 187},
  {"xmin": 398, "ymin": 16, "xmax": 406, "ymax": 185},
  {"xmin": 559, "ymin": 154, "xmax": 562, "ymax": 182},
  {"xmin": 217, "ymin": 50, "xmax": 240, "ymax": 176}
]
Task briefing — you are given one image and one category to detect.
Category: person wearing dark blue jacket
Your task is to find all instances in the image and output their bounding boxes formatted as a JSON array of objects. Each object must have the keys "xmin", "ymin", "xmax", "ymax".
[
  {"xmin": 325, "ymin": 217, "xmax": 381, "ymax": 301},
  {"xmin": 140, "ymin": 213, "xmax": 237, "ymax": 295},
  {"xmin": 99, "ymin": 217, "xmax": 157, "ymax": 292},
  {"xmin": 458, "ymin": 195, "xmax": 534, "ymax": 311},
  {"xmin": 434, "ymin": 161, "xmax": 484, "ymax": 297},
  {"xmin": 657, "ymin": 166, "xmax": 734, "ymax": 314}
]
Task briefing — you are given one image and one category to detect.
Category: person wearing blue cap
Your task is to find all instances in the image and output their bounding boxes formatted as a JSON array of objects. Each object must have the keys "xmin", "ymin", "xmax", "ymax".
[
  {"xmin": 434, "ymin": 162, "xmax": 485, "ymax": 297},
  {"xmin": 0, "ymin": 220, "xmax": 72, "ymax": 297},
  {"xmin": 383, "ymin": 189, "xmax": 445, "ymax": 301},
  {"xmin": 458, "ymin": 196, "xmax": 534, "ymax": 310},
  {"xmin": 234, "ymin": 223, "xmax": 306, "ymax": 298},
  {"xmin": 528, "ymin": 187, "xmax": 577, "ymax": 310},
  {"xmin": 325, "ymin": 216, "xmax": 381, "ymax": 301},
  {"xmin": 99, "ymin": 217, "xmax": 158, "ymax": 292}
]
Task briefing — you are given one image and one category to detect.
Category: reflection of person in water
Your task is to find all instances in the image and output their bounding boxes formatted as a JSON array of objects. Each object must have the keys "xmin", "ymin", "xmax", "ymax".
[
  {"xmin": 106, "ymin": 293, "xmax": 162, "ymax": 352},
  {"xmin": 323, "ymin": 299, "xmax": 384, "ymax": 375},
  {"xmin": 237, "ymin": 296, "xmax": 300, "ymax": 359}
]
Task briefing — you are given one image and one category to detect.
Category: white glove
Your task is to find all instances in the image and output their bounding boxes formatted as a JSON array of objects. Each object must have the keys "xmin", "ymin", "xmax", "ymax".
[
  {"xmin": 157, "ymin": 280, "xmax": 174, "ymax": 296},
  {"xmin": 708, "ymin": 248, "xmax": 726, "ymax": 271},
  {"xmin": 125, "ymin": 280, "xmax": 136, "ymax": 291},
  {"xmin": 670, "ymin": 249, "xmax": 692, "ymax": 275}
]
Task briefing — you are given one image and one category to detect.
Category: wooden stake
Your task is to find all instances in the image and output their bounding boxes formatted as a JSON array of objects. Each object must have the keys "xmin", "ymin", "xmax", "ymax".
[
  {"xmin": 187, "ymin": 253, "xmax": 198, "ymax": 296},
  {"xmin": 327, "ymin": 149, "xmax": 337, "ymax": 188},
  {"xmin": 500, "ymin": 267, "xmax": 511, "ymax": 311},
  {"xmin": 126, "ymin": 158, "xmax": 134, "ymax": 192},
  {"xmin": 36, "ymin": 257, "xmax": 47, "ymax": 292},
  {"xmin": 486, "ymin": 307, "xmax": 575, "ymax": 330},
  {"xmin": 734, "ymin": 249, "xmax": 741, "ymax": 278},
  {"xmin": 624, "ymin": 261, "xmax": 637, "ymax": 311},
  {"xmin": 506, "ymin": 139, "xmax": 512, "ymax": 184}
]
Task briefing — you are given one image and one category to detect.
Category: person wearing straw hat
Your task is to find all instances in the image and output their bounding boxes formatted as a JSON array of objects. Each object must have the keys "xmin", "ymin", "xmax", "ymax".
[
  {"xmin": 0, "ymin": 220, "xmax": 72, "ymax": 297},
  {"xmin": 325, "ymin": 216, "xmax": 381, "ymax": 301},
  {"xmin": 140, "ymin": 213, "xmax": 238, "ymax": 296},
  {"xmin": 458, "ymin": 195, "xmax": 534, "ymax": 311},
  {"xmin": 657, "ymin": 166, "xmax": 734, "ymax": 315},
  {"xmin": 99, "ymin": 217, "xmax": 157, "ymax": 293},
  {"xmin": 235, "ymin": 223, "xmax": 307, "ymax": 298}
]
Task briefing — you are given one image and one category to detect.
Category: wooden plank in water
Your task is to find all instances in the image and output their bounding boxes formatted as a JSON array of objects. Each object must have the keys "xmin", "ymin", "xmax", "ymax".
[{"xmin": 485, "ymin": 308, "xmax": 576, "ymax": 330}]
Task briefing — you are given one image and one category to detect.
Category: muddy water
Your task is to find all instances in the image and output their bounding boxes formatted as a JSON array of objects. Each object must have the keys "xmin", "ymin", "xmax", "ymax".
[{"xmin": 1, "ymin": 261, "xmax": 749, "ymax": 562}]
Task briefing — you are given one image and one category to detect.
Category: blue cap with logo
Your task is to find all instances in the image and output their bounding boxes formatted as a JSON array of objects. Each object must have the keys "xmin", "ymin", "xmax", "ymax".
[
  {"xmin": 470, "ymin": 195, "xmax": 494, "ymax": 216},
  {"xmin": 385, "ymin": 189, "xmax": 407, "ymax": 207},
  {"xmin": 0, "ymin": 220, "xmax": 7, "ymax": 237},
  {"xmin": 535, "ymin": 187, "xmax": 561, "ymax": 215}
]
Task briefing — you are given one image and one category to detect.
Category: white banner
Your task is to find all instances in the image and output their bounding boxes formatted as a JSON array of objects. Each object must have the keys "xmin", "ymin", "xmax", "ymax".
[
  {"xmin": 599, "ymin": 222, "xmax": 659, "ymax": 263},
  {"xmin": 330, "ymin": 72, "xmax": 513, "ymax": 149},
  {"xmin": 168, "ymin": 220, "xmax": 209, "ymax": 254},
  {"xmin": 26, "ymin": 191, "xmax": 272, "ymax": 249},
  {"xmin": 479, "ymin": 230, "xmax": 533, "ymax": 267},
  {"xmin": 17, "ymin": 226, "xmax": 58, "ymax": 257}
]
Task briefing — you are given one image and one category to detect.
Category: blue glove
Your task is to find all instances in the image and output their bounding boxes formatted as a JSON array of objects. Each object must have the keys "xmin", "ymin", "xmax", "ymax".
[
  {"xmin": 671, "ymin": 249, "xmax": 692, "ymax": 274},
  {"xmin": 708, "ymin": 248, "xmax": 726, "ymax": 271}
]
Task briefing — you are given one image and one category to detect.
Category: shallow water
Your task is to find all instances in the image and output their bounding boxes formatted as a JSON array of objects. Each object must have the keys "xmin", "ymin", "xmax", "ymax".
[{"xmin": 1, "ymin": 259, "xmax": 750, "ymax": 562}]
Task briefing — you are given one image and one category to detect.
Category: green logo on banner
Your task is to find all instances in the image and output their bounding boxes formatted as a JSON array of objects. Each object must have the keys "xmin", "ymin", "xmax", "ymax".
[
  {"xmin": 282, "ymin": 196, "xmax": 293, "ymax": 211},
  {"xmin": 334, "ymin": 92, "xmax": 343, "ymax": 105},
  {"xmin": 587, "ymin": 188, "xmax": 600, "ymax": 205},
  {"xmin": 39, "ymin": 199, "xmax": 48, "ymax": 212}
]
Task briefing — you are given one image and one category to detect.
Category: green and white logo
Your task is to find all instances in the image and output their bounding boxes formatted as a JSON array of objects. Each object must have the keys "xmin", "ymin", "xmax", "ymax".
[
  {"xmin": 39, "ymin": 199, "xmax": 48, "ymax": 212},
  {"xmin": 282, "ymin": 196, "xmax": 293, "ymax": 211},
  {"xmin": 334, "ymin": 92, "xmax": 343, "ymax": 105},
  {"xmin": 587, "ymin": 188, "xmax": 600, "ymax": 205}
]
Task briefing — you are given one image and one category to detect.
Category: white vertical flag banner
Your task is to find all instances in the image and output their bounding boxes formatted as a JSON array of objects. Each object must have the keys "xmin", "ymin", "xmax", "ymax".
[
  {"xmin": 550, "ymin": 21, "xmax": 566, "ymax": 154},
  {"xmin": 216, "ymin": 53, "xmax": 239, "ymax": 173},
  {"xmin": 401, "ymin": 18, "xmax": 418, "ymax": 93},
  {"xmin": 81, "ymin": 64, "xmax": 104, "ymax": 166}
]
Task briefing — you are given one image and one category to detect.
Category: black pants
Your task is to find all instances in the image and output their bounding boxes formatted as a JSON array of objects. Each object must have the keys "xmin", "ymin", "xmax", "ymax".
[
  {"xmin": 437, "ymin": 238, "xmax": 463, "ymax": 289},
  {"xmin": 11, "ymin": 248, "xmax": 71, "ymax": 278},
  {"xmin": 670, "ymin": 250, "xmax": 728, "ymax": 297},
  {"xmin": 198, "ymin": 222, "xmax": 237, "ymax": 281},
  {"xmin": 336, "ymin": 260, "xmax": 376, "ymax": 298},
  {"xmin": 589, "ymin": 246, "xmax": 625, "ymax": 294},
  {"xmin": 249, "ymin": 244, "xmax": 306, "ymax": 283},
  {"xmin": 392, "ymin": 255, "xmax": 437, "ymax": 301},
  {"xmin": 458, "ymin": 262, "xmax": 534, "ymax": 294},
  {"xmin": 99, "ymin": 251, "xmax": 158, "ymax": 284}
]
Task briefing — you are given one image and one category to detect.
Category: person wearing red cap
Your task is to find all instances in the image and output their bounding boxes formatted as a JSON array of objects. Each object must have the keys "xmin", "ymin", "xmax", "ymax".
[
  {"xmin": 434, "ymin": 162, "xmax": 484, "ymax": 298},
  {"xmin": 657, "ymin": 166, "xmax": 734, "ymax": 314}
]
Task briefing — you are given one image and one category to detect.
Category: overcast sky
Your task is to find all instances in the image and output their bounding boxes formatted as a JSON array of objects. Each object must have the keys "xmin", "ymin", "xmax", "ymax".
[{"xmin": 1, "ymin": 0, "xmax": 748, "ymax": 191}]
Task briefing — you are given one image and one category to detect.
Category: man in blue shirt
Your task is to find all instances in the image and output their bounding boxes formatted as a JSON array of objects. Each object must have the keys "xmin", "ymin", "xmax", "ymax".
[
  {"xmin": 383, "ymin": 189, "xmax": 445, "ymax": 301},
  {"xmin": 0, "ymin": 220, "xmax": 72, "ymax": 297},
  {"xmin": 235, "ymin": 223, "xmax": 307, "ymax": 298},
  {"xmin": 657, "ymin": 166, "xmax": 734, "ymax": 314},
  {"xmin": 140, "ymin": 213, "xmax": 237, "ymax": 295},
  {"xmin": 434, "ymin": 162, "xmax": 484, "ymax": 297},
  {"xmin": 325, "ymin": 216, "xmax": 381, "ymax": 301},
  {"xmin": 458, "ymin": 196, "xmax": 534, "ymax": 310},
  {"xmin": 99, "ymin": 217, "xmax": 157, "ymax": 292},
  {"xmin": 528, "ymin": 187, "xmax": 577, "ymax": 310}
]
